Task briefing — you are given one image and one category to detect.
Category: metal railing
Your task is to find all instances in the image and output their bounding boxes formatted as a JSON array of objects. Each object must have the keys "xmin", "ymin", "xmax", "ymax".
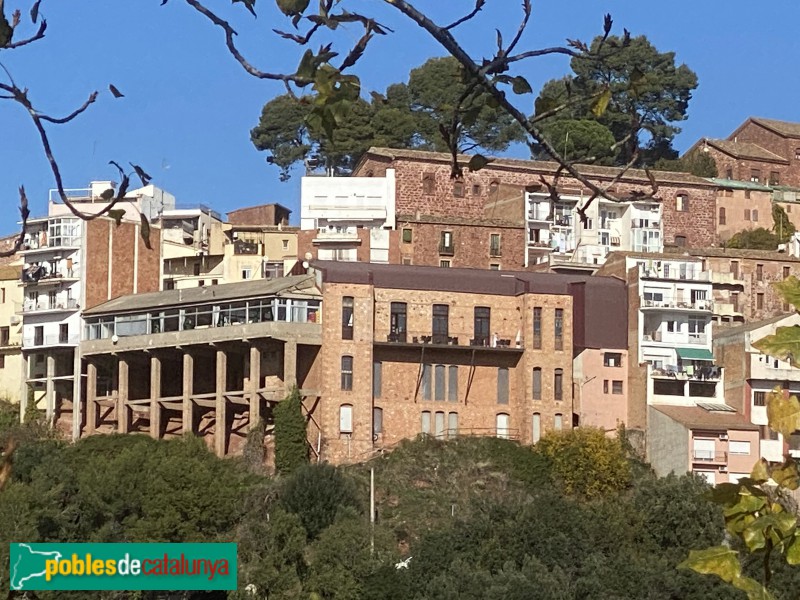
[
  {"xmin": 692, "ymin": 450, "xmax": 727, "ymax": 462},
  {"xmin": 18, "ymin": 298, "xmax": 79, "ymax": 313},
  {"xmin": 23, "ymin": 333, "xmax": 80, "ymax": 347}
]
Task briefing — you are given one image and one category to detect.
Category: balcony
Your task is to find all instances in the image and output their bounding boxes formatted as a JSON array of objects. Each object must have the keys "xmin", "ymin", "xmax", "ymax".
[
  {"xmin": 642, "ymin": 331, "xmax": 708, "ymax": 345},
  {"xmin": 631, "ymin": 220, "xmax": 660, "ymax": 229},
  {"xmin": 17, "ymin": 298, "xmax": 79, "ymax": 314},
  {"xmin": 639, "ymin": 267, "xmax": 709, "ymax": 282},
  {"xmin": 233, "ymin": 240, "xmax": 259, "ymax": 255},
  {"xmin": 438, "ymin": 243, "xmax": 455, "ymax": 256},
  {"xmin": 377, "ymin": 332, "xmax": 523, "ymax": 352},
  {"xmin": 21, "ymin": 268, "xmax": 80, "ymax": 285},
  {"xmin": 640, "ymin": 298, "xmax": 713, "ymax": 312},
  {"xmin": 23, "ymin": 333, "xmax": 80, "ymax": 348},
  {"xmin": 312, "ymin": 230, "xmax": 361, "ymax": 245},
  {"xmin": 692, "ymin": 450, "xmax": 727, "ymax": 463},
  {"xmin": 715, "ymin": 302, "xmax": 743, "ymax": 318}
]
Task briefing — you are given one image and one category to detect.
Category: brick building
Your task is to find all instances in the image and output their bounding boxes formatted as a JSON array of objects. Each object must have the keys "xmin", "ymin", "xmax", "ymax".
[{"xmin": 313, "ymin": 261, "xmax": 627, "ymax": 464}]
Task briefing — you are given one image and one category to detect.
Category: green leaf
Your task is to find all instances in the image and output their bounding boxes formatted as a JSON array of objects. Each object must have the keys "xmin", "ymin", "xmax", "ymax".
[
  {"xmin": 732, "ymin": 575, "xmax": 776, "ymax": 600},
  {"xmin": 766, "ymin": 388, "xmax": 800, "ymax": 437},
  {"xmin": 754, "ymin": 327, "xmax": 800, "ymax": 368},
  {"xmin": 771, "ymin": 459, "xmax": 800, "ymax": 490},
  {"xmin": 511, "ymin": 76, "xmax": 532, "ymax": 95},
  {"xmin": 678, "ymin": 546, "xmax": 741, "ymax": 582},
  {"xmin": 591, "ymin": 88, "xmax": 612, "ymax": 118},
  {"xmin": 750, "ymin": 458, "xmax": 769, "ymax": 483},
  {"xmin": 708, "ymin": 482, "xmax": 743, "ymax": 505},
  {"xmin": 774, "ymin": 276, "xmax": 800, "ymax": 311},
  {"xmin": 468, "ymin": 154, "xmax": 493, "ymax": 172},
  {"xmin": 786, "ymin": 533, "xmax": 800, "ymax": 564}
]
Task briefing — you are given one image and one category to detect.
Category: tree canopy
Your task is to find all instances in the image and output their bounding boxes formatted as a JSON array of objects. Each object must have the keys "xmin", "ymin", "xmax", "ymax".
[{"xmin": 533, "ymin": 35, "xmax": 698, "ymax": 166}]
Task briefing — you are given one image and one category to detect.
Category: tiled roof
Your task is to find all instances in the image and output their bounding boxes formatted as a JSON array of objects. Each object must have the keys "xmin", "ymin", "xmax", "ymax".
[
  {"xmin": 359, "ymin": 147, "xmax": 717, "ymax": 188},
  {"xmin": 651, "ymin": 405, "xmax": 759, "ymax": 431},
  {"xmin": 751, "ymin": 118, "xmax": 800, "ymax": 139},
  {"xmin": 705, "ymin": 139, "xmax": 788, "ymax": 163}
]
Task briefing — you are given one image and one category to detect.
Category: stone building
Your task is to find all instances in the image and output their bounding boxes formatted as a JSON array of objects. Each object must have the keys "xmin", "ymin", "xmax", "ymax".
[{"xmin": 712, "ymin": 178, "xmax": 775, "ymax": 243}]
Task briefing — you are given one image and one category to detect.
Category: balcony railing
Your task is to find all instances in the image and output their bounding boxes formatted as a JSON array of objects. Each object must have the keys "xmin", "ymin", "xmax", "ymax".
[
  {"xmin": 438, "ymin": 243, "xmax": 455, "ymax": 256},
  {"xmin": 21, "ymin": 269, "xmax": 80, "ymax": 284},
  {"xmin": 631, "ymin": 220, "xmax": 660, "ymax": 229},
  {"xmin": 692, "ymin": 450, "xmax": 727, "ymax": 462},
  {"xmin": 381, "ymin": 333, "xmax": 521, "ymax": 349},
  {"xmin": 23, "ymin": 333, "xmax": 80, "ymax": 347},
  {"xmin": 641, "ymin": 298, "xmax": 713, "ymax": 311},
  {"xmin": 18, "ymin": 298, "xmax": 79, "ymax": 313},
  {"xmin": 643, "ymin": 331, "xmax": 708, "ymax": 345}
]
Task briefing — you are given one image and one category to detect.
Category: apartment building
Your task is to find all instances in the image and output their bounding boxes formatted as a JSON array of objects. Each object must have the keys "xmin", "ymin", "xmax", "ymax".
[
  {"xmin": 0, "ymin": 264, "xmax": 23, "ymax": 402},
  {"xmin": 18, "ymin": 183, "xmax": 163, "ymax": 435},
  {"xmin": 159, "ymin": 206, "xmax": 225, "ymax": 289},
  {"xmin": 79, "ymin": 275, "xmax": 321, "ymax": 457},
  {"xmin": 313, "ymin": 261, "xmax": 626, "ymax": 464}
]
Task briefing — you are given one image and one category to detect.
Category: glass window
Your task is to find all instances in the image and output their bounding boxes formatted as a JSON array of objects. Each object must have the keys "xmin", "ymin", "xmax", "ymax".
[
  {"xmin": 554, "ymin": 368, "xmax": 563, "ymax": 401},
  {"xmin": 448, "ymin": 412, "xmax": 458, "ymax": 437},
  {"xmin": 448, "ymin": 366, "xmax": 458, "ymax": 402},
  {"xmin": 554, "ymin": 413, "xmax": 563, "ymax": 431},
  {"xmin": 432, "ymin": 304, "xmax": 449, "ymax": 344},
  {"xmin": 435, "ymin": 365, "xmax": 446, "ymax": 401},
  {"xmin": 373, "ymin": 361, "xmax": 382, "ymax": 398},
  {"xmin": 754, "ymin": 391, "xmax": 766, "ymax": 406},
  {"xmin": 603, "ymin": 352, "xmax": 623, "ymax": 367},
  {"xmin": 474, "ymin": 307, "xmax": 490, "ymax": 346},
  {"xmin": 421, "ymin": 411, "xmax": 431, "ymax": 434},
  {"xmin": 390, "ymin": 302, "xmax": 407, "ymax": 342},
  {"xmin": 533, "ymin": 307, "xmax": 542, "ymax": 349},
  {"xmin": 612, "ymin": 380, "xmax": 623, "ymax": 394},
  {"xmin": 729, "ymin": 441, "xmax": 751, "ymax": 455},
  {"xmin": 341, "ymin": 356, "xmax": 353, "ymax": 391},
  {"xmin": 402, "ymin": 228, "xmax": 413, "ymax": 243},
  {"xmin": 435, "ymin": 411, "xmax": 446, "ymax": 437},
  {"xmin": 342, "ymin": 296, "xmax": 354, "ymax": 340},
  {"xmin": 554, "ymin": 308, "xmax": 563, "ymax": 350},
  {"xmin": 421, "ymin": 363, "xmax": 432, "ymax": 401},
  {"xmin": 372, "ymin": 407, "xmax": 383, "ymax": 436}
]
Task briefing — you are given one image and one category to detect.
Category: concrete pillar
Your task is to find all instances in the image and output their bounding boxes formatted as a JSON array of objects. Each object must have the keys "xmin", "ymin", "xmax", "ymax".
[
  {"xmin": 86, "ymin": 361, "xmax": 97, "ymax": 436},
  {"xmin": 45, "ymin": 353, "xmax": 55, "ymax": 422},
  {"xmin": 249, "ymin": 345, "xmax": 261, "ymax": 429},
  {"xmin": 71, "ymin": 349, "xmax": 82, "ymax": 442},
  {"xmin": 182, "ymin": 351, "xmax": 194, "ymax": 436},
  {"xmin": 215, "ymin": 349, "xmax": 227, "ymax": 457},
  {"xmin": 19, "ymin": 353, "xmax": 28, "ymax": 423},
  {"xmin": 118, "ymin": 357, "xmax": 129, "ymax": 434},
  {"xmin": 284, "ymin": 339, "xmax": 297, "ymax": 392},
  {"xmin": 150, "ymin": 355, "xmax": 162, "ymax": 440}
]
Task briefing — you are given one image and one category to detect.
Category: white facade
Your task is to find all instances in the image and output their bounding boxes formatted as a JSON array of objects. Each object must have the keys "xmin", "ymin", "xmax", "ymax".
[
  {"xmin": 301, "ymin": 170, "xmax": 396, "ymax": 263},
  {"xmin": 525, "ymin": 192, "xmax": 662, "ymax": 267}
]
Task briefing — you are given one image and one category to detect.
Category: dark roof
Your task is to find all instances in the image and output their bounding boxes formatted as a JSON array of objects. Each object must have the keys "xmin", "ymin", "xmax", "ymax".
[
  {"xmin": 704, "ymin": 139, "xmax": 788, "ymax": 163},
  {"xmin": 652, "ymin": 405, "xmax": 759, "ymax": 431},
  {"xmin": 84, "ymin": 275, "xmax": 318, "ymax": 316},
  {"xmin": 313, "ymin": 261, "xmax": 627, "ymax": 350},
  {"xmin": 358, "ymin": 147, "xmax": 717, "ymax": 188},
  {"xmin": 227, "ymin": 203, "xmax": 292, "ymax": 216},
  {"xmin": 751, "ymin": 118, "xmax": 800, "ymax": 139}
]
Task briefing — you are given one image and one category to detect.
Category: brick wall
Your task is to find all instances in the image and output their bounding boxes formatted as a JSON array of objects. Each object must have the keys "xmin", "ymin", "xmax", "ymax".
[{"xmin": 317, "ymin": 281, "xmax": 575, "ymax": 464}]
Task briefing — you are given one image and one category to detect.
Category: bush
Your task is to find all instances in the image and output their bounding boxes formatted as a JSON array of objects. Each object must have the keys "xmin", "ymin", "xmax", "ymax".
[{"xmin": 274, "ymin": 386, "xmax": 308, "ymax": 475}]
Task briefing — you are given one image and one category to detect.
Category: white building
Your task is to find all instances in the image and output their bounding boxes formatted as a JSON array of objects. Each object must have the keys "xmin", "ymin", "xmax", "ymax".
[{"xmin": 300, "ymin": 170, "xmax": 396, "ymax": 262}]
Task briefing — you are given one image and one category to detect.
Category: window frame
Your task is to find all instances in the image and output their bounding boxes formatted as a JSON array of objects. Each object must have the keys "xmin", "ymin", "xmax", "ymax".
[
  {"xmin": 341, "ymin": 355, "xmax": 354, "ymax": 391},
  {"xmin": 554, "ymin": 368, "xmax": 563, "ymax": 401},
  {"xmin": 341, "ymin": 296, "xmax": 354, "ymax": 340}
]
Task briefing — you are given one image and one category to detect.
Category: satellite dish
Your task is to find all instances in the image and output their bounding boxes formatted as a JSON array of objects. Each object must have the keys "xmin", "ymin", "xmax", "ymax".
[{"xmin": 111, "ymin": 334, "xmax": 119, "ymax": 344}]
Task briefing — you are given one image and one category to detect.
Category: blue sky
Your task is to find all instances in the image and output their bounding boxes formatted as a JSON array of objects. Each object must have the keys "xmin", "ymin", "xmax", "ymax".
[{"xmin": 0, "ymin": 1, "xmax": 797, "ymax": 235}]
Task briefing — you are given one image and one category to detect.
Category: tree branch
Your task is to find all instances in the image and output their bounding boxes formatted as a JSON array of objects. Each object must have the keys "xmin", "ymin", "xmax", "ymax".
[
  {"xmin": 4, "ymin": 19, "xmax": 46, "ymax": 50},
  {"xmin": 443, "ymin": 0, "xmax": 486, "ymax": 31}
]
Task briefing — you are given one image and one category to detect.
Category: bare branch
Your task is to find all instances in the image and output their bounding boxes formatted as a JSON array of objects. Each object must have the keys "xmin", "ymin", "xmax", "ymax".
[
  {"xmin": 4, "ymin": 19, "xmax": 46, "ymax": 49},
  {"xmin": 444, "ymin": 0, "xmax": 485, "ymax": 31},
  {"xmin": 505, "ymin": 0, "xmax": 531, "ymax": 57},
  {"xmin": 38, "ymin": 90, "xmax": 98, "ymax": 124},
  {"xmin": 0, "ymin": 187, "xmax": 29, "ymax": 258}
]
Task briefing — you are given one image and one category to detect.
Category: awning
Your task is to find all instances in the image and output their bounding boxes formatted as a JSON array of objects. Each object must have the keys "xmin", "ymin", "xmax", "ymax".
[{"xmin": 676, "ymin": 347, "xmax": 714, "ymax": 361}]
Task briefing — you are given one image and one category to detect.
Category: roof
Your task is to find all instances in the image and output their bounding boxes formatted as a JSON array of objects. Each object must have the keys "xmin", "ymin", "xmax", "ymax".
[
  {"xmin": 396, "ymin": 213, "xmax": 522, "ymax": 228},
  {"xmin": 713, "ymin": 313, "xmax": 800, "ymax": 342},
  {"xmin": 704, "ymin": 139, "xmax": 788, "ymax": 163},
  {"xmin": 707, "ymin": 178, "xmax": 773, "ymax": 192},
  {"xmin": 358, "ymin": 147, "xmax": 717, "ymax": 188},
  {"xmin": 666, "ymin": 247, "xmax": 800, "ymax": 262},
  {"xmin": 751, "ymin": 118, "xmax": 800, "ymax": 139},
  {"xmin": 651, "ymin": 404, "xmax": 759, "ymax": 431},
  {"xmin": 83, "ymin": 274, "xmax": 318, "ymax": 316},
  {"xmin": 313, "ymin": 260, "xmax": 628, "ymax": 350}
]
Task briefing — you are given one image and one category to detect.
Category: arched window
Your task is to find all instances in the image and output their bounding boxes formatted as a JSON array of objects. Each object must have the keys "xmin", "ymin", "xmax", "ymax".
[
  {"xmin": 496, "ymin": 412, "xmax": 510, "ymax": 439},
  {"xmin": 554, "ymin": 368, "xmax": 563, "ymax": 401},
  {"xmin": 341, "ymin": 356, "xmax": 353, "ymax": 391},
  {"xmin": 718, "ymin": 206, "xmax": 726, "ymax": 225},
  {"xmin": 554, "ymin": 413, "xmax": 563, "ymax": 431},
  {"xmin": 676, "ymin": 192, "xmax": 689, "ymax": 212}
]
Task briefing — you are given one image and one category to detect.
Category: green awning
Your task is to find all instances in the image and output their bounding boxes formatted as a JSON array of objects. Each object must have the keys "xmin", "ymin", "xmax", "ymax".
[{"xmin": 676, "ymin": 348, "xmax": 714, "ymax": 361}]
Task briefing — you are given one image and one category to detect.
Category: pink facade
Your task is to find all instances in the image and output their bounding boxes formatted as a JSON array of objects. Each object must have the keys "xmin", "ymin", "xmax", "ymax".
[
  {"xmin": 574, "ymin": 348, "xmax": 629, "ymax": 432},
  {"xmin": 690, "ymin": 428, "xmax": 760, "ymax": 485}
]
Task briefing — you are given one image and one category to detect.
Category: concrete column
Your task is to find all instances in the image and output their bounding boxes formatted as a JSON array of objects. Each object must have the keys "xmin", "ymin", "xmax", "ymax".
[
  {"xmin": 45, "ymin": 353, "xmax": 55, "ymax": 423},
  {"xmin": 86, "ymin": 361, "xmax": 97, "ymax": 436},
  {"xmin": 118, "ymin": 357, "xmax": 129, "ymax": 434},
  {"xmin": 215, "ymin": 349, "xmax": 227, "ymax": 457},
  {"xmin": 71, "ymin": 349, "xmax": 82, "ymax": 442},
  {"xmin": 249, "ymin": 345, "xmax": 261, "ymax": 429},
  {"xmin": 283, "ymin": 339, "xmax": 297, "ymax": 392},
  {"xmin": 150, "ymin": 355, "xmax": 162, "ymax": 440},
  {"xmin": 182, "ymin": 351, "xmax": 194, "ymax": 436},
  {"xmin": 19, "ymin": 353, "xmax": 28, "ymax": 423}
]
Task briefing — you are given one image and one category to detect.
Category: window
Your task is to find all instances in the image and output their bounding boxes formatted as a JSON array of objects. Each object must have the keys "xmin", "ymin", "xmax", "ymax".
[
  {"xmin": 753, "ymin": 209, "xmax": 759, "ymax": 222},
  {"xmin": 751, "ymin": 169, "xmax": 761, "ymax": 183},
  {"xmin": 241, "ymin": 267, "xmax": 252, "ymax": 280},
  {"xmin": 604, "ymin": 352, "xmax": 623, "ymax": 367},
  {"xmin": 440, "ymin": 260, "xmax": 451, "ymax": 268},
  {"xmin": 770, "ymin": 171, "xmax": 780, "ymax": 185},
  {"xmin": 554, "ymin": 368, "xmax": 563, "ymax": 401},
  {"xmin": 0, "ymin": 326, "xmax": 8, "ymax": 346},
  {"xmin": 341, "ymin": 356, "xmax": 353, "ymax": 391},
  {"xmin": 603, "ymin": 380, "xmax": 609, "ymax": 394},
  {"xmin": 421, "ymin": 363, "xmax": 432, "ymax": 401},
  {"xmin": 731, "ymin": 261, "xmax": 739, "ymax": 279},
  {"xmin": 402, "ymin": 228, "xmax": 413, "ymax": 243},
  {"xmin": 472, "ymin": 184, "xmax": 482, "ymax": 196},
  {"xmin": 435, "ymin": 411, "xmax": 446, "ymax": 438},
  {"xmin": 0, "ymin": 288, "xmax": 4, "ymax": 303},
  {"xmin": 674, "ymin": 235, "xmax": 687, "ymax": 247},
  {"xmin": 612, "ymin": 380, "xmax": 623, "ymax": 394},
  {"xmin": 490, "ymin": 263, "xmax": 500, "ymax": 270},
  {"xmin": 496, "ymin": 413, "xmax": 510, "ymax": 439},
  {"xmin": 402, "ymin": 257, "xmax": 412, "ymax": 265},
  {"xmin": 373, "ymin": 361, "xmax": 382, "ymax": 398},
  {"xmin": 754, "ymin": 391, "xmax": 766, "ymax": 406},
  {"xmin": 342, "ymin": 296, "xmax": 354, "ymax": 340},
  {"xmin": 193, "ymin": 262, "xmax": 201, "ymax": 276},
  {"xmin": 532, "ymin": 413, "xmax": 541, "ymax": 443},
  {"xmin": 453, "ymin": 179, "xmax": 465, "ymax": 198},
  {"xmin": 533, "ymin": 307, "xmax": 542, "ymax": 349},
  {"xmin": 725, "ymin": 167, "xmax": 733, "ymax": 179},
  {"xmin": 435, "ymin": 365, "xmax": 446, "ymax": 401},
  {"xmin": 282, "ymin": 239, "xmax": 289, "ymax": 250},
  {"xmin": 554, "ymin": 308, "xmax": 564, "ymax": 351},
  {"xmin": 59, "ymin": 324, "xmax": 69, "ymax": 344},
  {"xmin": 676, "ymin": 193, "xmax": 689, "ymax": 212},
  {"xmin": 784, "ymin": 266, "xmax": 791, "ymax": 279},
  {"xmin": 390, "ymin": 302, "xmax": 407, "ymax": 342},
  {"xmin": 732, "ymin": 292, "xmax": 740, "ymax": 311},
  {"xmin": 439, "ymin": 231, "xmax": 454, "ymax": 255},
  {"xmin": 448, "ymin": 412, "xmax": 458, "ymax": 436},
  {"xmin": 211, "ymin": 279, "xmax": 218, "ymax": 285},
  {"xmin": 373, "ymin": 407, "xmax": 383, "ymax": 436},
  {"xmin": 554, "ymin": 413, "xmax": 563, "ymax": 431},
  {"xmin": 339, "ymin": 404, "xmax": 353, "ymax": 434},
  {"xmin": 718, "ymin": 207, "xmax": 726, "ymax": 225},
  {"xmin": 745, "ymin": 190, "xmax": 751, "ymax": 200},
  {"xmin": 757, "ymin": 293, "xmax": 764, "ymax": 310},
  {"xmin": 532, "ymin": 367, "xmax": 542, "ymax": 400},
  {"xmin": 432, "ymin": 304, "xmax": 449, "ymax": 344},
  {"xmin": 422, "ymin": 172, "xmax": 435, "ymax": 194},
  {"xmin": 421, "ymin": 411, "xmax": 431, "ymax": 434},
  {"xmin": 757, "ymin": 264, "xmax": 764, "ymax": 281},
  {"xmin": 474, "ymin": 307, "xmax": 490, "ymax": 346},
  {"xmin": 198, "ymin": 280, "xmax": 205, "ymax": 287},
  {"xmin": 729, "ymin": 440, "xmax": 751, "ymax": 455},
  {"xmin": 448, "ymin": 366, "xmax": 458, "ymax": 402},
  {"xmin": 796, "ymin": 148, "xmax": 800, "ymax": 160},
  {"xmin": 0, "ymin": 355, "xmax": 4, "ymax": 369},
  {"xmin": 667, "ymin": 320, "xmax": 677, "ymax": 333},
  {"xmin": 497, "ymin": 368, "xmax": 509, "ymax": 404},
  {"xmin": 490, "ymin": 233, "xmax": 501, "ymax": 257}
]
